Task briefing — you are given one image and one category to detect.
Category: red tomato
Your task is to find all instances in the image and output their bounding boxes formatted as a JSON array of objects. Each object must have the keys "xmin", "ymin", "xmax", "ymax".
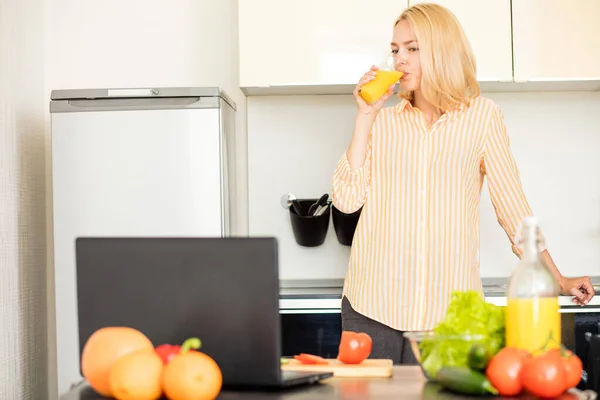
[
  {"xmin": 563, "ymin": 353, "xmax": 584, "ymax": 389},
  {"xmin": 546, "ymin": 347, "xmax": 583, "ymax": 389},
  {"xmin": 485, "ymin": 347, "xmax": 529, "ymax": 396},
  {"xmin": 294, "ymin": 353, "xmax": 329, "ymax": 365},
  {"xmin": 155, "ymin": 344, "xmax": 182, "ymax": 364},
  {"xmin": 337, "ymin": 331, "xmax": 372, "ymax": 364},
  {"xmin": 521, "ymin": 352, "xmax": 567, "ymax": 398}
]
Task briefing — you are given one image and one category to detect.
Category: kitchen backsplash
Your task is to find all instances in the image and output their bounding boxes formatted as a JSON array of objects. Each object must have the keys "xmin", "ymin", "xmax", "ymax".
[{"xmin": 247, "ymin": 91, "xmax": 600, "ymax": 281}]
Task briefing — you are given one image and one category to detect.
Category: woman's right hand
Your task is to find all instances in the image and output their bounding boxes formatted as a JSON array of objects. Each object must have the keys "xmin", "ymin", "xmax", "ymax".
[{"xmin": 353, "ymin": 65, "xmax": 396, "ymax": 117}]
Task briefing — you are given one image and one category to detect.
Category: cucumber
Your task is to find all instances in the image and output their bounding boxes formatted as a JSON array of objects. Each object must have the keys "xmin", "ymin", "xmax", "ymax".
[
  {"xmin": 436, "ymin": 366, "xmax": 498, "ymax": 396},
  {"xmin": 468, "ymin": 343, "xmax": 493, "ymax": 371}
]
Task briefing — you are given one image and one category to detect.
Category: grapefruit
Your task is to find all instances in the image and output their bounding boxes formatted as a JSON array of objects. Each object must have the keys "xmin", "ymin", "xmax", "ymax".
[
  {"xmin": 162, "ymin": 338, "xmax": 222, "ymax": 400},
  {"xmin": 81, "ymin": 326, "xmax": 154, "ymax": 397},
  {"xmin": 109, "ymin": 349, "xmax": 164, "ymax": 400}
]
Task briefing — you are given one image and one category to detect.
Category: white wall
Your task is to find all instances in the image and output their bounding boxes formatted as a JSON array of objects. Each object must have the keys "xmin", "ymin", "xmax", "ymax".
[
  {"xmin": 248, "ymin": 91, "xmax": 600, "ymax": 281},
  {"xmin": 0, "ymin": 0, "xmax": 49, "ymax": 399},
  {"xmin": 44, "ymin": 0, "xmax": 248, "ymax": 396}
]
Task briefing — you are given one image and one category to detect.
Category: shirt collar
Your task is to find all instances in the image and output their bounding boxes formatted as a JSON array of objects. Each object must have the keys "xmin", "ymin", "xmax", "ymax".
[
  {"xmin": 395, "ymin": 98, "xmax": 467, "ymax": 116},
  {"xmin": 395, "ymin": 98, "xmax": 412, "ymax": 113}
]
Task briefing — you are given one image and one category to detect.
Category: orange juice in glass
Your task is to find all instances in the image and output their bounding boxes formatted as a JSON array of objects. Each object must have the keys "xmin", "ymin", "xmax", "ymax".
[{"xmin": 359, "ymin": 69, "xmax": 403, "ymax": 104}]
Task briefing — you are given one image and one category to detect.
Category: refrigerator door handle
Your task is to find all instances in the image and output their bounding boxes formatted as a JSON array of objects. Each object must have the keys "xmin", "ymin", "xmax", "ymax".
[{"xmin": 49, "ymin": 96, "xmax": 221, "ymax": 113}]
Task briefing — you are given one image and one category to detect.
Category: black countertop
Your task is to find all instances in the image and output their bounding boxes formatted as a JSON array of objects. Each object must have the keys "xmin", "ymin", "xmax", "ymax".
[{"xmin": 60, "ymin": 367, "xmax": 596, "ymax": 400}]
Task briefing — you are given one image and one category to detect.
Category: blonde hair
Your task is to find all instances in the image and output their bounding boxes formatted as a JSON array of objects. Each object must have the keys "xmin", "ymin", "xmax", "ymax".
[{"xmin": 394, "ymin": 3, "xmax": 480, "ymax": 112}]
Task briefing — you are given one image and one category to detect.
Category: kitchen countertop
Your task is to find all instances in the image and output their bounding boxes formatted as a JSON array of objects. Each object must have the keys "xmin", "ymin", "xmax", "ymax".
[
  {"xmin": 279, "ymin": 277, "xmax": 600, "ymax": 297},
  {"xmin": 60, "ymin": 367, "xmax": 596, "ymax": 400},
  {"xmin": 278, "ymin": 277, "xmax": 600, "ymax": 311}
]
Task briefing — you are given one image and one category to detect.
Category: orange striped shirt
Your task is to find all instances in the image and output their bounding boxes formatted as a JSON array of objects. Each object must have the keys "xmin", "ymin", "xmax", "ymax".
[{"xmin": 332, "ymin": 96, "xmax": 544, "ymax": 331}]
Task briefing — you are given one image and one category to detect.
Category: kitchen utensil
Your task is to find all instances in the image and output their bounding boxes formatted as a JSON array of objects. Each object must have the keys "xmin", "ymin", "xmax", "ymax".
[
  {"xmin": 291, "ymin": 199, "xmax": 305, "ymax": 216},
  {"xmin": 311, "ymin": 193, "xmax": 330, "ymax": 216},
  {"xmin": 281, "ymin": 358, "xmax": 393, "ymax": 378},
  {"xmin": 314, "ymin": 202, "xmax": 331, "ymax": 217}
]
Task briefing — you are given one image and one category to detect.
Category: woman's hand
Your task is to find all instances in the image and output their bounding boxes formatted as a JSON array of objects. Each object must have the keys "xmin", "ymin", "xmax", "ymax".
[
  {"xmin": 353, "ymin": 65, "xmax": 396, "ymax": 117},
  {"xmin": 559, "ymin": 275, "xmax": 595, "ymax": 305}
]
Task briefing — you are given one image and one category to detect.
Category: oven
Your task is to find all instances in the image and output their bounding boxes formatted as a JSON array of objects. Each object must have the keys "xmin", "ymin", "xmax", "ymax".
[
  {"xmin": 566, "ymin": 308, "xmax": 600, "ymax": 390},
  {"xmin": 278, "ymin": 280, "xmax": 343, "ymax": 358}
]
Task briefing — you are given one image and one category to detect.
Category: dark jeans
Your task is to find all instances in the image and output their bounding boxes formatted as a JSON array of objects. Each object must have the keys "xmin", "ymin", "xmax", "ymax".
[{"xmin": 341, "ymin": 296, "xmax": 418, "ymax": 365}]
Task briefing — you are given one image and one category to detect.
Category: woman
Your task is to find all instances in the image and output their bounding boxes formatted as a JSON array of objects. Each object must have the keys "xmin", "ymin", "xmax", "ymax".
[{"xmin": 331, "ymin": 3, "xmax": 595, "ymax": 365}]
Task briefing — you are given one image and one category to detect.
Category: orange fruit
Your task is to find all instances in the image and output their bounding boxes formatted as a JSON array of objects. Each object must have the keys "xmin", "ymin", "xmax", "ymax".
[
  {"xmin": 109, "ymin": 349, "xmax": 164, "ymax": 400},
  {"xmin": 162, "ymin": 351, "xmax": 222, "ymax": 400},
  {"xmin": 81, "ymin": 326, "xmax": 154, "ymax": 397}
]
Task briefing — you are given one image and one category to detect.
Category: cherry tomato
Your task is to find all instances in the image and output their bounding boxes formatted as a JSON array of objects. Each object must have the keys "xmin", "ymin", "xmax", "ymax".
[
  {"xmin": 337, "ymin": 331, "xmax": 372, "ymax": 364},
  {"xmin": 485, "ymin": 347, "xmax": 529, "ymax": 396},
  {"xmin": 521, "ymin": 352, "xmax": 567, "ymax": 398}
]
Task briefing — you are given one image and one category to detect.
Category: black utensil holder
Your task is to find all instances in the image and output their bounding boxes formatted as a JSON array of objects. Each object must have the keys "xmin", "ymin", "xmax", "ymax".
[
  {"xmin": 289, "ymin": 199, "xmax": 330, "ymax": 247},
  {"xmin": 332, "ymin": 206, "xmax": 362, "ymax": 246}
]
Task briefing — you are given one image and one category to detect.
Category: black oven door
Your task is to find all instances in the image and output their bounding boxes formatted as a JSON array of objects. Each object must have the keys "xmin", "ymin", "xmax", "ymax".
[
  {"xmin": 557, "ymin": 298, "xmax": 600, "ymax": 391},
  {"xmin": 279, "ymin": 297, "xmax": 342, "ymax": 358}
]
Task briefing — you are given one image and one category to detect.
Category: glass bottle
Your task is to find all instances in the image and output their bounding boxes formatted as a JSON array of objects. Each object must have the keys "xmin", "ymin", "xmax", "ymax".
[{"xmin": 505, "ymin": 216, "xmax": 561, "ymax": 354}]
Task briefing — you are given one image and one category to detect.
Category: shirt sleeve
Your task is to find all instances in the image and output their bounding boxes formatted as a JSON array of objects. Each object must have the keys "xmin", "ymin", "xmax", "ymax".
[
  {"xmin": 331, "ymin": 137, "xmax": 372, "ymax": 214},
  {"xmin": 481, "ymin": 105, "xmax": 547, "ymax": 257}
]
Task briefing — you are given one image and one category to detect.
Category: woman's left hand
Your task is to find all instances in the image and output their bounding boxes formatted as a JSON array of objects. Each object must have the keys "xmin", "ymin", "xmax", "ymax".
[{"xmin": 559, "ymin": 275, "xmax": 595, "ymax": 305}]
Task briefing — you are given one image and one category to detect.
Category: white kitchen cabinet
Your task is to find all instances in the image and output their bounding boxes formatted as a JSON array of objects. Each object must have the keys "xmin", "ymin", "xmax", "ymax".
[
  {"xmin": 512, "ymin": 0, "xmax": 600, "ymax": 81},
  {"xmin": 408, "ymin": 0, "xmax": 513, "ymax": 82},
  {"xmin": 238, "ymin": 0, "xmax": 409, "ymax": 92}
]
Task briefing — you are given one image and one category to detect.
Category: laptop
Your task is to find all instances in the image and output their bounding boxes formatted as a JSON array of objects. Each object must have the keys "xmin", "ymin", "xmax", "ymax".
[{"xmin": 75, "ymin": 236, "xmax": 333, "ymax": 389}]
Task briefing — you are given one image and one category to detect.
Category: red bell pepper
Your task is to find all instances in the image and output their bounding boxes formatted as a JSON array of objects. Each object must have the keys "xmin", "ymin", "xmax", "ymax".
[
  {"xmin": 155, "ymin": 344, "xmax": 181, "ymax": 364},
  {"xmin": 155, "ymin": 337, "xmax": 201, "ymax": 364}
]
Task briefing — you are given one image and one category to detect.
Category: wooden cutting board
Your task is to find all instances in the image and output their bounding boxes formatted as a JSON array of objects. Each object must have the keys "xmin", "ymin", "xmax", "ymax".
[{"xmin": 281, "ymin": 358, "xmax": 393, "ymax": 378}]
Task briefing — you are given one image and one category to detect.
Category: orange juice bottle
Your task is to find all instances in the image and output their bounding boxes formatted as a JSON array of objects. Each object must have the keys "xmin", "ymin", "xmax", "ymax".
[
  {"xmin": 359, "ymin": 69, "xmax": 403, "ymax": 104},
  {"xmin": 505, "ymin": 217, "xmax": 561, "ymax": 354}
]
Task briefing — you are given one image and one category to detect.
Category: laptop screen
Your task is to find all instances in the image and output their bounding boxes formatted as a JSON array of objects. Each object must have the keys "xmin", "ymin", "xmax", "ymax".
[{"xmin": 75, "ymin": 236, "xmax": 282, "ymax": 386}]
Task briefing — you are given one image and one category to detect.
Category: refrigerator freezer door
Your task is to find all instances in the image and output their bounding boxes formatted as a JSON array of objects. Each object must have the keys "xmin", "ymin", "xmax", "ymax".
[{"xmin": 50, "ymin": 105, "xmax": 225, "ymax": 393}]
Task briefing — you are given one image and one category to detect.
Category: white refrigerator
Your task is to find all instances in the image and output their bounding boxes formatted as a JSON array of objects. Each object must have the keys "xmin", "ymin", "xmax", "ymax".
[{"xmin": 49, "ymin": 87, "xmax": 237, "ymax": 394}]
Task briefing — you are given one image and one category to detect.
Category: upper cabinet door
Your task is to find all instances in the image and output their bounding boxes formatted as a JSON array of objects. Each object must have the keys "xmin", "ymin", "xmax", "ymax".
[
  {"xmin": 408, "ymin": 0, "xmax": 513, "ymax": 82},
  {"xmin": 238, "ymin": 0, "xmax": 409, "ymax": 89},
  {"xmin": 512, "ymin": 0, "xmax": 600, "ymax": 81}
]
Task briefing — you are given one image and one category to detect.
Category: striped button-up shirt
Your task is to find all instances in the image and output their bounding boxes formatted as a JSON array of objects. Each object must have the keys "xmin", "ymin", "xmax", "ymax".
[{"xmin": 332, "ymin": 96, "xmax": 542, "ymax": 331}]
